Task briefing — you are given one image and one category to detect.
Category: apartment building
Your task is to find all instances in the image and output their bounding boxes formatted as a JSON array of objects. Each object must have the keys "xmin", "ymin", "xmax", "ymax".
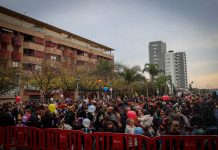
[
  {"xmin": 174, "ymin": 52, "xmax": 188, "ymax": 90},
  {"xmin": 149, "ymin": 41, "xmax": 166, "ymax": 74},
  {"xmin": 164, "ymin": 50, "xmax": 176, "ymax": 93},
  {"xmin": 0, "ymin": 6, "xmax": 114, "ymax": 103}
]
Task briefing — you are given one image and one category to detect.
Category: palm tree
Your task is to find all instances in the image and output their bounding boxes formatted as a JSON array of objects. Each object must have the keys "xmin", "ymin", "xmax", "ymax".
[
  {"xmin": 156, "ymin": 75, "xmax": 171, "ymax": 95},
  {"xmin": 118, "ymin": 65, "xmax": 145, "ymax": 97},
  {"xmin": 143, "ymin": 63, "xmax": 158, "ymax": 96}
]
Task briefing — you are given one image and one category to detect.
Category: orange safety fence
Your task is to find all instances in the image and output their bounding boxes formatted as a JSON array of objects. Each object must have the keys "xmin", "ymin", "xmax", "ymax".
[{"xmin": 0, "ymin": 126, "xmax": 217, "ymax": 150}]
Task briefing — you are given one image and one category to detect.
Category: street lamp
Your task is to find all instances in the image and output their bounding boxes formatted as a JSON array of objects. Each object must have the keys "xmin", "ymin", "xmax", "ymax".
[
  {"xmin": 75, "ymin": 78, "xmax": 80, "ymax": 100},
  {"xmin": 15, "ymin": 73, "xmax": 21, "ymax": 96},
  {"xmin": 109, "ymin": 82, "xmax": 113, "ymax": 98},
  {"xmin": 97, "ymin": 80, "xmax": 102, "ymax": 100}
]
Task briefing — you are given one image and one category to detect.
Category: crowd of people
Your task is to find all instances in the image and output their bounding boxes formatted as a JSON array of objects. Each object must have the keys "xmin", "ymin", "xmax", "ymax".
[{"xmin": 0, "ymin": 93, "xmax": 218, "ymax": 137}]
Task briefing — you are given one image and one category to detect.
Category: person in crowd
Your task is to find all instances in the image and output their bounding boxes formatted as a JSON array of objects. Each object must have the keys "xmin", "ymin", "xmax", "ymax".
[
  {"xmin": 0, "ymin": 104, "xmax": 14, "ymax": 127},
  {"xmin": 0, "ymin": 92, "xmax": 217, "ymax": 137},
  {"xmin": 125, "ymin": 118, "xmax": 137, "ymax": 148}
]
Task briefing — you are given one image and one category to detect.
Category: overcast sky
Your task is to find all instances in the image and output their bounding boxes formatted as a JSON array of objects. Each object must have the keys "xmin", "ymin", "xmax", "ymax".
[{"xmin": 1, "ymin": 0, "xmax": 218, "ymax": 89}]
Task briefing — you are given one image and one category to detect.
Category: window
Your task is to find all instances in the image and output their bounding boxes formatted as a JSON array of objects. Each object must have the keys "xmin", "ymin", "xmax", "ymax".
[
  {"xmin": 12, "ymin": 61, "xmax": 19, "ymax": 67},
  {"xmin": 51, "ymin": 55, "xmax": 57, "ymax": 60},
  {"xmin": 23, "ymin": 63, "xmax": 34, "ymax": 70},
  {"xmin": 35, "ymin": 65, "xmax": 42, "ymax": 71},
  {"xmin": 24, "ymin": 35, "xmax": 33, "ymax": 41},
  {"xmin": 153, "ymin": 50, "xmax": 157, "ymax": 54},
  {"xmin": 153, "ymin": 58, "xmax": 159, "ymax": 61},
  {"xmin": 23, "ymin": 49, "xmax": 34, "ymax": 56},
  {"xmin": 24, "ymin": 85, "xmax": 40, "ymax": 90}
]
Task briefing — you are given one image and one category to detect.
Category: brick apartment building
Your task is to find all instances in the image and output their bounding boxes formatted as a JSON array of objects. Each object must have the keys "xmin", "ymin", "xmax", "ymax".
[{"xmin": 0, "ymin": 6, "xmax": 114, "ymax": 103}]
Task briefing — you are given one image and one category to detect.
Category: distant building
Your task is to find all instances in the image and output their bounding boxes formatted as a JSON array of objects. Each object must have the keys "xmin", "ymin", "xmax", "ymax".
[
  {"xmin": 149, "ymin": 41, "xmax": 166, "ymax": 74},
  {"xmin": 164, "ymin": 50, "xmax": 176, "ymax": 93},
  {"xmin": 148, "ymin": 41, "xmax": 188, "ymax": 92},
  {"xmin": 174, "ymin": 52, "xmax": 188, "ymax": 90},
  {"xmin": 0, "ymin": 6, "xmax": 114, "ymax": 103}
]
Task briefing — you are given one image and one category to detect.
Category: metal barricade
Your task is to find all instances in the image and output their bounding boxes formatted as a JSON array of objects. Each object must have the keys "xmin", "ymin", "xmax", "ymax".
[
  {"xmin": 4, "ymin": 126, "xmax": 40, "ymax": 150},
  {"xmin": 0, "ymin": 127, "xmax": 5, "ymax": 149},
  {"xmin": 93, "ymin": 132, "xmax": 152, "ymax": 150},
  {"xmin": 1, "ymin": 127, "xmax": 218, "ymax": 150},
  {"xmin": 39, "ymin": 128, "xmax": 89, "ymax": 150},
  {"xmin": 153, "ymin": 135, "xmax": 218, "ymax": 150}
]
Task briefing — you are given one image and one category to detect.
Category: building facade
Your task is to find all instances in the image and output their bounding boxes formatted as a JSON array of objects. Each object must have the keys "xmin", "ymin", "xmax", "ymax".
[
  {"xmin": 0, "ymin": 6, "xmax": 114, "ymax": 103},
  {"xmin": 148, "ymin": 41, "xmax": 188, "ymax": 92},
  {"xmin": 164, "ymin": 50, "xmax": 176, "ymax": 93},
  {"xmin": 174, "ymin": 52, "xmax": 188, "ymax": 90},
  {"xmin": 149, "ymin": 41, "xmax": 166, "ymax": 73}
]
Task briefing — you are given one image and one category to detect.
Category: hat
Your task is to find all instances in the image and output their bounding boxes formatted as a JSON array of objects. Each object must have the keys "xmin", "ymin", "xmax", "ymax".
[{"xmin": 22, "ymin": 115, "xmax": 28, "ymax": 123}]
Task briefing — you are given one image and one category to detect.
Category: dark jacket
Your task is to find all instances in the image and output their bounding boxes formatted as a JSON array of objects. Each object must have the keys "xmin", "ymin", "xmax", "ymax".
[{"xmin": 0, "ymin": 112, "xmax": 15, "ymax": 127}]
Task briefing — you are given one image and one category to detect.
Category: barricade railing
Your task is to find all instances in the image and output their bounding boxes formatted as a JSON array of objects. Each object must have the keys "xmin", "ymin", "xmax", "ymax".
[
  {"xmin": 4, "ymin": 126, "xmax": 40, "ymax": 150},
  {"xmin": 152, "ymin": 135, "xmax": 218, "ymax": 150},
  {"xmin": 39, "ymin": 128, "xmax": 89, "ymax": 150},
  {"xmin": 0, "ymin": 127, "xmax": 5, "ymax": 148},
  {"xmin": 93, "ymin": 132, "xmax": 152, "ymax": 150},
  {"xmin": 0, "ymin": 126, "xmax": 217, "ymax": 150}
]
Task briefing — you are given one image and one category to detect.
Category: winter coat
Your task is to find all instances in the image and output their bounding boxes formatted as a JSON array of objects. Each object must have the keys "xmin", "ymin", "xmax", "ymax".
[{"xmin": 0, "ymin": 112, "xmax": 15, "ymax": 127}]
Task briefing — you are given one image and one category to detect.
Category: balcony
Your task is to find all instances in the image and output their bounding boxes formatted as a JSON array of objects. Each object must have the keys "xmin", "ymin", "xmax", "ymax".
[
  {"xmin": 45, "ymin": 47, "xmax": 62, "ymax": 56},
  {"xmin": 23, "ymin": 42, "xmax": 44, "ymax": 51},
  {"xmin": 76, "ymin": 55, "xmax": 90, "ymax": 62},
  {"xmin": 0, "ymin": 34, "xmax": 11, "ymax": 43},
  {"xmin": 45, "ymin": 41, "xmax": 56, "ymax": 48},
  {"xmin": 12, "ymin": 37, "xmax": 22, "ymax": 47},
  {"xmin": 89, "ymin": 58, "xmax": 97, "ymax": 64},
  {"xmin": 23, "ymin": 56, "xmax": 42, "ymax": 64},
  {"xmin": 33, "ymin": 37, "xmax": 45, "ymax": 45},
  {"xmin": 11, "ymin": 51, "xmax": 22, "ymax": 61},
  {"xmin": 34, "ymin": 51, "xmax": 45, "ymax": 58},
  {"xmin": 70, "ymin": 52, "xmax": 75, "ymax": 59},
  {"xmin": 0, "ymin": 49, "xmax": 11, "ymax": 57},
  {"xmin": 24, "ymin": 89, "xmax": 40, "ymax": 95},
  {"xmin": 63, "ymin": 50, "xmax": 71, "ymax": 57}
]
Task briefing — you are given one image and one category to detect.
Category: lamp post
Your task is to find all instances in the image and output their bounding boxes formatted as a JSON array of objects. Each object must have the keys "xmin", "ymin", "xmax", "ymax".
[
  {"xmin": 97, "ymin": 80, "xmax": 102, "ymax": 100},
  {"xmin": 146, "ymin": 86, "xmax": 148, "ymax": 98},
  {"xmin": 109, "ymin": 82, "xmax": 113, "ymax": 98},
  {"xmin": 15, "ymin": 73, "xmax": 21, "ymax": 96},
  {"xmin": 75, "ymin": 78, "xmax": 80, "ymax": 100}
]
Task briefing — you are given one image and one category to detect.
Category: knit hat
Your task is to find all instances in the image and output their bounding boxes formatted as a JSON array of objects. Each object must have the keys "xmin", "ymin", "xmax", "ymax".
[{"xmin": 22, "ymin": 115, "xmax": 28, "ymax": 123}]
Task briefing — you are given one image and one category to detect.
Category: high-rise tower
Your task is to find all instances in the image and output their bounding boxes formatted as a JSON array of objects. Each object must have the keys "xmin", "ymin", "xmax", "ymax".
[
  {"xmin": 149, "ymin": 41, "xmax": 166, "ymax": 73},
  {"xmin": 164, "ymin": 50, "xmax": 176, "ymax": 92},
  {"xmin": 174, "ymin": 52, "xmax": 188, "ymax": 90}
]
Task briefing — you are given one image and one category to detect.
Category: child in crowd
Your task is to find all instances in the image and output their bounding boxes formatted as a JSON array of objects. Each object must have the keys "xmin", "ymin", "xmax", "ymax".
[{"xmin": 125, "ymin": 118, "xmax": 137, "ymax": 148}]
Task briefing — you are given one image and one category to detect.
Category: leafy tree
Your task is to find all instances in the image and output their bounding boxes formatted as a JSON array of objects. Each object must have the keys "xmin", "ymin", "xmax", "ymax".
[
  {"xmin": 0, "ymin": 57, "xmax": 19, "ymax": 95},
  {"xmin": 58, "ymin": 62, "xmax": 77, "ymax": 98},
  {"xmin": 94, "ymin": 59, "xmax": 114, "ymax": 81},
  {"xmin": 25, "ymin": 60, "xmax": 62, "ymax": 101}
]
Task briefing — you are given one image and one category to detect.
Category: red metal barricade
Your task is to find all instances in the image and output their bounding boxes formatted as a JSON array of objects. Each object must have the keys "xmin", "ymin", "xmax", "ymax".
[
  {"xmin": 5, "ymin": 126, "xmax": 40, "ymax": 150},
  {"xmin": 152, "ymin": 135, "xmax": 218, "ymax": 150},
  {"xmin": 1, "ymin": 127, "xmax": 218, "ymax": 150},
  {"xmin": 0, "ymin": 127, "xmax": 5, "ymax": 147},
  {"xmin": 39, "ymin": 128, "xmax": 90, "ymax": 150},
  {"xmin": 93, "ymin": 132, "xmax": 152, "ymax": 150}
]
